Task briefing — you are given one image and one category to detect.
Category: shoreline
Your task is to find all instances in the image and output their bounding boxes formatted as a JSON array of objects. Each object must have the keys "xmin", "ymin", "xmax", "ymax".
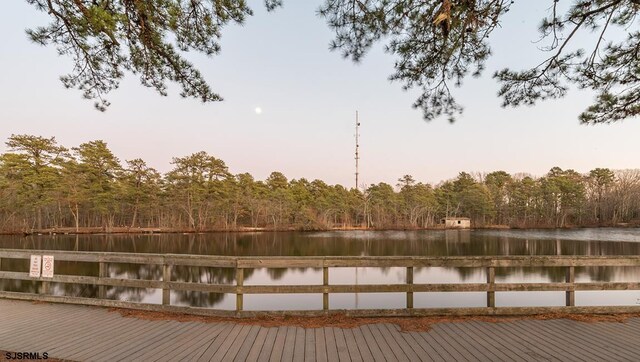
[{"xmin": 2, "ymin": 223, "xmax": 638, "ymax": 236}]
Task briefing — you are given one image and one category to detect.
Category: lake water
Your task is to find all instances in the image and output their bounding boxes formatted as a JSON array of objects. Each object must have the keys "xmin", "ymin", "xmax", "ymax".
[{"xmin": 1, "ymin": 228, "xmax": 639, "ymax": 310}]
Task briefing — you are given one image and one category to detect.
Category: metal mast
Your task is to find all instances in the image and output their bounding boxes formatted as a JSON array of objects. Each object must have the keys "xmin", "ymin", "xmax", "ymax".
[
  {"xmin": 355, "ymin": 111, "xmax": 360, "ymax": 190},
  {"xmin": 355, "ymin": 111, "xmax": 361, "ymax": 309}
]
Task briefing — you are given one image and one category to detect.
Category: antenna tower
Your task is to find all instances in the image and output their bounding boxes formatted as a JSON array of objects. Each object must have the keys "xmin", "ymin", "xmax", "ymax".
[{"xmin": 355, "ymin": 111, "xmax": 360, "ymax": 190}]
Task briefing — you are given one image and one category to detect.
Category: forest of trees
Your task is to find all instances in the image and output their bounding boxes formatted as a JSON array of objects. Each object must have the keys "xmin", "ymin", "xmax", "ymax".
[{"xmin": 1, "ymin": 134, "xmax": 639, "ymax": 233}]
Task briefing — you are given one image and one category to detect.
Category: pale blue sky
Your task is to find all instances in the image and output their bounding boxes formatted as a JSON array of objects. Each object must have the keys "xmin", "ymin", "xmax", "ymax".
[{"xmin": 1, "ymin": 1, "xmax": 638, "ymax": 187}]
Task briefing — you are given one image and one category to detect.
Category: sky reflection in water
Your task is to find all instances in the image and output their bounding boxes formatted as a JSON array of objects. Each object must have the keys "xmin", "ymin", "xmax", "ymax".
[{"xmin": 1, "ymin": 229, "xmax": 639, "ymax": 310}]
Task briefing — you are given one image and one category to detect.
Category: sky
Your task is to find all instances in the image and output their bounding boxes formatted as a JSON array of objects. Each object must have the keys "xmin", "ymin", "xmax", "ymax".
[{"xmin": 0, "ymin": 1, "xmax": 638, "ymax": 188}]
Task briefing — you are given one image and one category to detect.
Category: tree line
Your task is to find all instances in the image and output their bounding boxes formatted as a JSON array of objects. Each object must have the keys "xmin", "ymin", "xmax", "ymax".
[{"xmin": 1, "ymin": 134, "xmax": 639, "ymax": 233}]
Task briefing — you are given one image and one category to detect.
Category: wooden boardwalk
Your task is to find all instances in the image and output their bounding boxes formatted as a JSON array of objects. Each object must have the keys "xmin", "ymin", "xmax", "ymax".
[{"xmin": 1, "ymin": 300, "xmax": 639, "ymax": 361}]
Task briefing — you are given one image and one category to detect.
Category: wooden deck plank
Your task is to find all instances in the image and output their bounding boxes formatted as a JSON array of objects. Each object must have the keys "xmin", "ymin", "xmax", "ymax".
[
  {"xmin": 399, "ymin": 332, "xmax": 438, "ymax": 362},
  {"xmin": 437, "ymin": 322, "xmax": 497, "ymax": 361},
  {"xmin": 626, "ymin": 319, "xmax": 640, "ymax": 330},
  {"xmin": 539, "ymin": 319, "xmax": 638, "ymax": 361},
  {"xmin": 0, "ymin": 307, "xmax": 98, "ymax": 345},
  {"xmin": 41, "ymin": 322, "xmax": 123, "ymax": 357},
  {"xmin": 0, "ymin": 307, "xmax": 44, "ymax": 327},
  {"xmin": 628, "ymin": 319, "xmax": 640, "ymax": 331},
  {"xmin": 0, "ymin": 309, "xmax": 65, "ymax": 340},
  {"xmin": 200, "ymin": 323, "xmax": 244, "ymax": 361},
  {"xmin": 495, "ymin": 320, "xmax": 579, "ymax": 362},
  {"xmin": 181, "ymin": 324, "xmax": 231, "ymax": 362},
  {"xmin": 292, "ymin": 327, "xmax": 306, "ymax": 362},
  {"xmin": 470, "ymin": 320, "xmax": 545, "ymax": 362},
  {"xmin": 244, "ymin": 327, "xmax": 270, "ymax": 362},
  {"xmin": 1, "ymin": 308, "xmax": 112, "ymax": 350},
  {"xmin": 181, "ymin": 346, "xmax": 207, "ymax": 362},
  {"xmin": 466, "ymin": 322, "xmax": 527, "ymax": 361},
  {"xmin": 574, "ymin": 319, "xmax": 640, "ymax": 352},
  {"xmin": 256, "ymin": 327, "xmax": 278, "ymax": 362},
  {"xmin": 210, "ymin": 323, "xmax": 246, "ymax": 361},
  {"xmin": 304, "ymin": 327, "xmax": 315, "ymax": 362},
  {"xmin": 542, "ymin": 319, "xmax": 630, "ymax": 360},
  {"xmin": 281, "ymin": 326, "xmax": 297, "ymax": 362},
  {"xmin": 218, "ymin": 324, "xmax": 254, "ymax": 362},
  {"xmin": 396, "ymin": 332, "xmax": 430, "ymax": 362},
  {"xmin": 519, "ymin": 319, "xmax": 610, "ymax": 361},
  {"xmin": 190, "ymin": 323, "xmax": 235, "ymax": 361},
  {"xmin": 361, "ymin": 324, "xmax": 396, "ymax": 361},
  {"xmin": 521, "ymin": 319, "xmax": 609, "ymax": 361},
  {"xmin": 89, "ymin": 320, "xmax": 174, "ymax": 360},
  {"xmin": 432, "ymin": 324, "xmax": 480, "ymax": 362},
  {"xmin": 588, "ymin": 321, "xmax": 640, "ymax": 349},
  {"xmin": 333, "ymin": 327, "xmax": 352, "ymax": 361},
  {"xmin": 0, "ymin": 301, "xmax": 58, "ymax": 324},
  {"xmin": 373, "ymin": 324, "xmax": 410, "ymax": 361},
  {"xmin": 268, "ymin": 326, "xmax": 289, "ymax": 362},
  {"xmin": 383, "ymin": 324, "xmax": 424, "ymax": 361},
  {"xmin": 357, "ymin": 325, "xmax": 386, "ymax": 362},
  {"xmin": 363, "ymin": 324, "xmax": 396, "ymax": 361},
  {"xmin": 598, "ymin": 320, "xmax": 640, "ymax": 342},
  {"xmin": 547, "ymin": 320, "xmax": 626, "ymax": 361},
  {"xmin": 90, "ymin": 322, "xmax": 175, "ymax": 361},
  {"xmin": 151, "ymin": 322, "xmax": 214, "ymax": 360},
  {"xmin": 415, "ymin": 326, "xmax": 464, "ymax": 361},
  {"xmin": 123, "ymin": 321, "xmax": 201, "ymax": 361},
  {"xmin": 350, "ymin": 327, "xmax": 376, "ymax": 362},
  {"xmin": 99, "ymin": 321, "xmax": 183, "ymax": 361},
  {"xmin": 155, "ymin": 323, "xmax": 227, "ymax": 362},
  {"xmin": 232, "ymin": 325, "xmax": 261, "ymax": 362},
  {"xmin": 0, "ymin": 299, "xmax": 62, "ymax": 315},
  {"xmin": 41, "ymin": 312, "xmax": 128, "ymax": 355},
  {"xmin": 197, "ymin": 323, "xmax": 238, "ymax": 361},
  {"xmin": 61, "ymin": 319, "xmax": 155, "ymax": 360},
  {"xmin": 314, "ymin": 328, "xmax": 328, "ymax": 362},
  {"xmin": 480, "ymin": 323, "xmax": 564, "ymax": 361},
  {"xmin": 182, "ymin": 343, "xmax": 210, "ymax": 362},
  {"xmin": 342, "ymin": 328, "xmax": 363, "ymax": 362},
  {"xmin": 478, "ymin": 320, "xmax": 563, "ymax": 362},
  {"xmin": 64, "ymin": 319, "xmax": 159, "ymax": 360},
  {"xmin": 462, "ymin": 321, "xmax": 532, "ymax": 362},
  {"xmin": 323, "ymin": 327, "xmax": 340, "ymax": 362}
]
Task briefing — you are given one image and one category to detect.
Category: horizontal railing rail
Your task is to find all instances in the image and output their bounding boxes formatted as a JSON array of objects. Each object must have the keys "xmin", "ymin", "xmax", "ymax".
[{"xmin": 1, "ymin": 249, "xmax": 640, "ymax": 317}]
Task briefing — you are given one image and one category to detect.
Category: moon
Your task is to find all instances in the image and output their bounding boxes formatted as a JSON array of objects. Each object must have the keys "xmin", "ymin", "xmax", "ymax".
[{"xmin": 254, "ymin": 107, "xmax": 262, "ymax": 115}]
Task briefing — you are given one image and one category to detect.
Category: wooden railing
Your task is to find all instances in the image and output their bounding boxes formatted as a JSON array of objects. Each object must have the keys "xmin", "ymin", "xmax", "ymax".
[{"xmin": 1, "ymin": 249, "xmax": 640, "ymax": 317}]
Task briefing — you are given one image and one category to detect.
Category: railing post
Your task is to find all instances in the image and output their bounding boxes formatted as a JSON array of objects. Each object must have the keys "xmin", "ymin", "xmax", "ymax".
[
  {"xmin": 41, "ymin": 281, "xmax": 50, "ymax": 295},
  {"xmin": 566, "ymin": 266, "xmax": 575, "ymax": 307},
  {"xmin": 323, "ymin": 265, "xmax": 329, "ymax": 311},
  {"xmin": 162, "ymin": 263, "xmax": 172, "ymax": 306},
  {"xmin": 98, "ymin": 262, "xmax": 107, "ymax": 299},
  {"xmin": 406, "ymin": 266, "xmax": 414, "ymax": 309},
  {"xmin": 487, "ymin": 266, "xmax": 495, "ymax": 308},
  {"xmin": 236, "ymin": 267, "xmax": 244, "ymax": 312}
]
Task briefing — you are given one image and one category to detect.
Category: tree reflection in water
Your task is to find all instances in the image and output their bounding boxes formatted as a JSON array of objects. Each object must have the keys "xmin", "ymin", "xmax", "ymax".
[{"xmin": 1, "ymin": 229, "xmax": 639, "ymax": 308}]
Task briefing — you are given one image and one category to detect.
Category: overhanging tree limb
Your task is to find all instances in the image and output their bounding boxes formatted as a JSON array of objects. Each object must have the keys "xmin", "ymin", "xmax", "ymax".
[{"xmin": 24, "ymin": 0, "xmax": 640, "ymax": 123}]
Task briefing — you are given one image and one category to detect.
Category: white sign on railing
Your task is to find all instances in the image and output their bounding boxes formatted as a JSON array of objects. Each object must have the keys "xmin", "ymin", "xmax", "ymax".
[
  {"xmin": 42, "ymin": 255, "xmax": 54, "ymax": 278},
  {"xmin": 29, "ymin": 255, "xmax": 42, "ymax": 277}
]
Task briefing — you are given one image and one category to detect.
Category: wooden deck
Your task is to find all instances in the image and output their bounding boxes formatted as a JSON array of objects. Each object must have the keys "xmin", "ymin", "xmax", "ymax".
[{"xmin": 1, "ymin": 300, "xmax": 640, "ymax": 361}]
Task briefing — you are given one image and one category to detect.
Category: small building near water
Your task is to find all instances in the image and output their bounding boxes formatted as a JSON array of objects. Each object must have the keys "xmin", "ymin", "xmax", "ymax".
[{"xmin": 441, "ymin": 217, "xmax": 471, "ymax": 229}]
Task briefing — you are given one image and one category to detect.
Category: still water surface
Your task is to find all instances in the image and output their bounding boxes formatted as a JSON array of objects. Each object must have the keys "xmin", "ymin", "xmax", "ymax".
[{"xmin": 1, "ymin": 228, "xmax": 639, "ymax": 310}]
